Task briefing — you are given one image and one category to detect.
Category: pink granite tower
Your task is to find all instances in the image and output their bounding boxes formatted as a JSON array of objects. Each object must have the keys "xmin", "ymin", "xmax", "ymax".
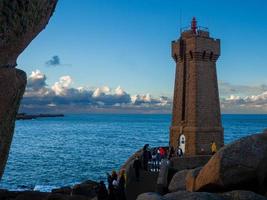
[{"xmin": 170, "ymin": 17, "xmax": 224, "ymax": 156}]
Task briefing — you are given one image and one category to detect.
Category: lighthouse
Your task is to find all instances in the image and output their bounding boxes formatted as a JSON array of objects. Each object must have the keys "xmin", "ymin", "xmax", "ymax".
[{"xmin": 170, "ymin": 17, "xmax": 224, "ymax": 156}]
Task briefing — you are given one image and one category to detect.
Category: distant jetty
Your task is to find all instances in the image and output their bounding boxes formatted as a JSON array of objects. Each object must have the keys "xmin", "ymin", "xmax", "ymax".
[{"xmin": 16, "ymin": 113, "xmax": 64, "ymax": 120}]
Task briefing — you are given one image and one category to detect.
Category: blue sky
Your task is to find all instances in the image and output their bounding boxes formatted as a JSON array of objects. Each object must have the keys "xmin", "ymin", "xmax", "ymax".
[{"xmin": 18, "ymin": 0, "xmax": 267, "ymax": 113}]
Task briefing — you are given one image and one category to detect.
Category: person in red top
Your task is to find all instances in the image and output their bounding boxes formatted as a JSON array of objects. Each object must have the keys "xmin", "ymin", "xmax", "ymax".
[{"xmin": 159, "ymin": 147, "xmax": 166, "ymax": 159}]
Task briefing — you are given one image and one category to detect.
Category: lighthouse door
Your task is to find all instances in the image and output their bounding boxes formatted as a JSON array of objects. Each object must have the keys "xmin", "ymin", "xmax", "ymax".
[{"xmin": 179, "ymin": 134, "xmax": 186, "ymax": 154}]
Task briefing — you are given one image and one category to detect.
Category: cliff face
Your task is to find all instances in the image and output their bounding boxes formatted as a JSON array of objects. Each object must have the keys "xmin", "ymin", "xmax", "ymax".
[
  {"xmin": 0, "ymin": 0, "xmax": 58, "ymax": 68},
  {"xmin": 0, "ymin": 0, "xmax": 58, "ymax": 180}
]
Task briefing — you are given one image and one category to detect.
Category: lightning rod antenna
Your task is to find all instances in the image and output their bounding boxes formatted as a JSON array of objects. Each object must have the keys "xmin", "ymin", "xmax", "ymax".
[{"xmin": 179, "ymin": 8, "xmax": 182, "ymax": 34}]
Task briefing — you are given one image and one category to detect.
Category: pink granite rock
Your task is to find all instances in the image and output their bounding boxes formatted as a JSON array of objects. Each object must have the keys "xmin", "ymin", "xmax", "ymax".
[
  {"xmin": 0, "ymin": 0, "xmax": 58, "ymax": 67},
  {"xmin": 0, "ymin": 0, "xmax": 58, "ymax": 180},
  {"xmin": 0, "ymin": 68, "xmax": 27, "ymax": 179}
]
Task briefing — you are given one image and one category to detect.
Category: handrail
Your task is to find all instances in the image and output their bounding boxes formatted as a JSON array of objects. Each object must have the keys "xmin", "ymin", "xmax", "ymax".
[{"xmin": 180, "ymin": 26, "xmax": 209, "ymax": 33}]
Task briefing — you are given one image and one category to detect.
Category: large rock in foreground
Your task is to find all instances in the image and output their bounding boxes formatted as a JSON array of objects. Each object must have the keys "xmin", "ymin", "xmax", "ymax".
[
  {"xmin": 0, "ymin": 0, "xmax": 58, "ymax": 181},
  {"xmin": 185, "ymin": 167, "xmax": 202, "ymax": 192},
  {"xmin": 0, "ymin": 0, "xmax": 58, "ymax": 67},
  {"xmin": 164, "ymin": 191, "xmax": 223, "ymax": 200},
  {"xmin": 193, "ymin": 132, "xmax": 267, "ymax": 193},
  {"xmin": 137, "ymin": 192, "xmax": 165, "ymax": 200},
  {"xmin": 0, "ymin": 68, "xmax": 27, "ymax": 180},
  {"xmin": 219, "ymin": 190, "xmax": 267, "ymax": 200},
  {"xmin": 168, "ymin": 169, "xmax": 189, "ymax": 192},
  {"xmin": 71, "ymin": 180, "xmax": 99, "ymax": 198}
]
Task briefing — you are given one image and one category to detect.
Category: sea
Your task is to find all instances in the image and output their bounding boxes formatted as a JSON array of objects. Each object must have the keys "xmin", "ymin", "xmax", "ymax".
[{"xmin": 0, "ymin": 114, "xmax": 267, "ymax": 191}]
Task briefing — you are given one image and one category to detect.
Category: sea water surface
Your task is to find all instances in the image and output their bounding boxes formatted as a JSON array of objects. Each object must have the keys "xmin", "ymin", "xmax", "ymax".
[{"xmin": 0, "ymin": 114, "xmax": 267, "ymax": 191}]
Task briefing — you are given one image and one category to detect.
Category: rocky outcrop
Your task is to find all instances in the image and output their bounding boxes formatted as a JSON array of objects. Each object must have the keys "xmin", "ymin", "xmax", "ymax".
[
  {"xmin": 164, "ymin": 191, "xmax": 223, "ymax": 200},
  {"xmin": 46, "ymin": 193, "xmax": 88, "ymax": 200},
  {"xmin": 71, "ymin": 180, "xmax": 99, "ymax": 198},
  {"xmin": 52, "ymin": 186, "xmax": 72, "ymax": 195},
  {"xmin": 219, "ymin": 190, "xmax": 267, "ymax": 200},
  {"xmin": 156, "ymin": 159, "xmax": 170, "ymax": 194},
  {"xmin": 0, "ymin": 180, "xmax": 99, "ymax": 200},
  {"xmin": 133, "ymin": 190, "xmax": 267, "ymax": 200},
  {"xmin": 0, "ymin": 0, "xmax": 58, "ymax": 68},
  {"xmin": 136, "ymin": 192, "xmax": 165, "ymax": 200},
  {"xmin": 168, "ymin": 169, "xmax": 189, "ymax": 192},
  {"xmin": 185, "ymin": 167, "xmax": 202, "ymax": 192},
  {"xmin": 0, "ymin": 0, "xmax": 58, "ymax": 181},
  {"xmin": 0, "ymin": 190, "xmax": 90, "ymax": 200},
  {"xmin": 193, "ymin": 132, "xmax": 267, "ymax": 193},
  {"xmin": 0, "ymin": 68, "xmax": 27, "ymax": 180}
]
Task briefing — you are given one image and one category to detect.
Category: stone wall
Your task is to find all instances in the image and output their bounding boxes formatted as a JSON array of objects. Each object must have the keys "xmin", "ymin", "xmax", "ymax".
[{"xmin": 170, "ymin": 28, "xmax": 224, "ymax": 155}]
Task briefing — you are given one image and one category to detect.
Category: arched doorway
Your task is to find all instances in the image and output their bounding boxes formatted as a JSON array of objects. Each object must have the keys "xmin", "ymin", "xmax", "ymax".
[{"xmin": 179, "ymin": 134, "xmax": 186, "ymax": 154}]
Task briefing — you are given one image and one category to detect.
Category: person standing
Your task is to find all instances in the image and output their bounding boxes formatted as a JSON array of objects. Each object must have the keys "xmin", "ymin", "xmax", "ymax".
[
  {"xmin": 107, "ymin": 170, "xmax": 118, "ymax": 200},
  {"xmin": 97, "ymin": 181, "xmax": 108, "ymax": 200},
  {"xmin": 133, "ymin": 156, "xmax": 141, "ymax": 181},
  {"xmin": 168, "ymin": 146, "xmax": 175, "ymax": 159},
  {"xmin": 142, "ymin": 148, "xmax": 150, "ymax": 171},
  {"xmin": 211, "ymin": 141, "xmax": 217, "ymax": 155},
  {"xmin": 156, "ymin": 148, "xmax": 161, "ymax": 171},
  {"xmin": 118, "ymin": 169, "xmax": 126, "ymax": 200},
  {"xmin": 151, "ymin": 149, "xmax": 157, "ymax": 171}
]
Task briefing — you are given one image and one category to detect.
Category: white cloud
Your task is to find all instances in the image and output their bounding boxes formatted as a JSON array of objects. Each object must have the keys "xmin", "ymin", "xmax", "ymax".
[
  {"xmin": 115, "ymin": 86, "xmax": 126, "ymax": 96},
  {"xmin": 27, "ymin": 70, "xmax": 47, "ymax": 91},
  {"xmin": 22, "ymin": 70, "xmax": 267, "ymax": 114},
  {"xmin": 92, "ymin": 86, "xmax": 110, "ymax": 97},
  {"xmin": 219, "ymin": 81, "xmax": 267, "ymax": 98},
  {"xmin": 221, "ymin": 91, "xmax": 267, "ymax": 113},
  {"xmin": 21, "ymin": 70, "xmax": 171, "ymax": 113},
  {"xmin": 51, "ymin": 76, "xmax": 73, "ymax": 96}
]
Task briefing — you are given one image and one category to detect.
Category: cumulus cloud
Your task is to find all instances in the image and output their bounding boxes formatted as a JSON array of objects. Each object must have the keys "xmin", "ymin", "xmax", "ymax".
[
  {"xmin": 131, "ymin": 94, "xmax": 169, "ymax": 106},
  {"xmin": 218, "ymin": 81, "xmax": 267, "ymax": 113},
  {"xmin": 221, "ymin": 91, "xmax": 267, "ymax": 113},
  {"xmin": 22, "ymin": 71, "xmax": 267, "ymax": 114},
  {"xmin": 51, "ymin": 76, "xmax": 73, "ymax": 96},
  {"xmin": 27, "ymin": 70, "xmax": 47, "ymax": 91},
  {"xmin": 46, "ymin": 55, "xmax": 61, "ymax": 66},
  {"xmin": 219, "ymin": 81, "xmax": 267, "ymax": 98},
  {"xmin": 21, "ymin": 70, "xmax": 171, "ymax": 114}
]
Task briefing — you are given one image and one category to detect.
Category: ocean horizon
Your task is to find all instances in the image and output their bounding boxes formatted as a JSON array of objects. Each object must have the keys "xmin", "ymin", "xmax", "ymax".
[{"xmin": 0, "ymin": 114, "xmax": 267, "ymax": 191}]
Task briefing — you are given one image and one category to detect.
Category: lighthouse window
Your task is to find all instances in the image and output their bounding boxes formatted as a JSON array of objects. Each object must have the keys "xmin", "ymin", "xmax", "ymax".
[
  {"xmin": 189, "ymin": 51, "xmax": 193, "ymax": 59},
  {"xmin": 202, "ymin": 51, "xmax": 206, "ymax": 59},
  {"xmin": 210, "ymin": 52, "xmax": 213, "ymax": 60}
]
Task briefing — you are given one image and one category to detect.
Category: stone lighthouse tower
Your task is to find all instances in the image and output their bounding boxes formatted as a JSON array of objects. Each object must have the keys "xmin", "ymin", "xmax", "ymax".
[{"xmin": 170, "ymin": 17, "xmax": 224, "ymax": 156}]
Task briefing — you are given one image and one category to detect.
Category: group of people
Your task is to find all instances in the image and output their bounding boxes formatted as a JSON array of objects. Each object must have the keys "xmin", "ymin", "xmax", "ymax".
[
  {"xmin": 97, "ymin": 169, "xmax": 126, "ymax": 200},
  {"xmin": 131, "ymin": 141, "xmax": 218, "ymax": 182},
  {"xmin": 142, "ymin": 144, "xmax": 168, "ymax": 172},
  {"xmin": 97, "ymin": 141, "xmax": 219, "ymax": 199},
  {"xmin": 131, "ymin": 144, "xmax": 169, "ymax": 182}
]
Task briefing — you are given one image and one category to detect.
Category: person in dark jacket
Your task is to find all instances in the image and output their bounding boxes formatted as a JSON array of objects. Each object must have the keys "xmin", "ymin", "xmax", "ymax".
[
  {"xmin": 168, "ymin": 146, "xmax": 175, "ymax": 159},
  {"xmin": 106, "ymin": 171, "xmax": 117, "ymax": 200},
  {"xmin": 118, "ymin": 169, "xmax": 126, "ymax": 200},
  {"xmin": 97, "ymin": 181, "xmax": 108, "ymax": 200},
  {"xmin": 133, "ymin": 156, "xmax": 141, "ymax": 181},
  {"xmin": 142, "ymin": 147, "xmax": 151, "ymax": 171},
  {"xmin": 151, "ymin": 149, "xmax": 157, "ymax": 171}
]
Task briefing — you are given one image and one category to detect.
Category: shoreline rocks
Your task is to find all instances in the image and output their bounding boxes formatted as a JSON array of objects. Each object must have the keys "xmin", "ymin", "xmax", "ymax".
[
  {"xmin": 137, "ymin": 190, "xmax": 267, "ymax": 200},
  {"xmin": 193, "ymin": 132, "xmax": 267, "ymax": 194},
  {"xmin": 0, "ymin": 180, "xmax": 99, "ymax": 200},
  {"xmin": 137, "ymin": 130, "xmax": 267, "ymax": 200},
  {"xmin": 168, "ymin": 169, "xmax": 189, "ymax": 192}
]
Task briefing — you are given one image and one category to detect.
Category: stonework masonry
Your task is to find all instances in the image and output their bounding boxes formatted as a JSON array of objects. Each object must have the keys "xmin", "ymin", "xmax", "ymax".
[{"xmin": 170, "ymin": 19, "xmax": 224, "ymax": 156}]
